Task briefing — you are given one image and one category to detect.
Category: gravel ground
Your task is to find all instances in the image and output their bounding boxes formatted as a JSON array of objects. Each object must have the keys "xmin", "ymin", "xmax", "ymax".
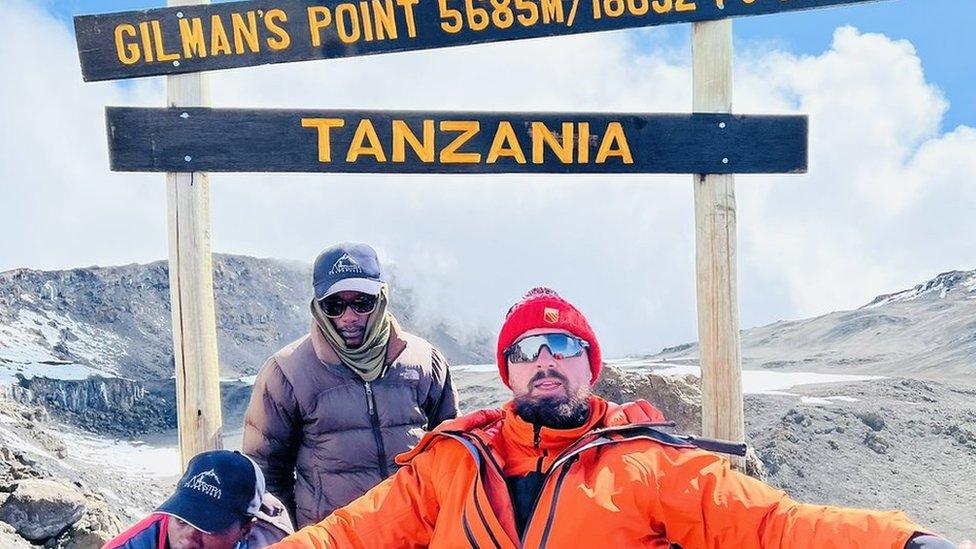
[{"xmin": 745, "ymin": 377, "xmax": 976, "ymax": 541}]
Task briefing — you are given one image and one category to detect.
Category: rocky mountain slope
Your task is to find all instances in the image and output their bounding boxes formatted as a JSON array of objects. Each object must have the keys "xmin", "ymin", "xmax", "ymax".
[
  {"xmin": 0, "ymin": 254, "xmax": 494, "ymax": 383},
  {"xmin": 652, "ymin": 269, "xmax": 976, "ymax": 383},
  {"xmin": 0, "ymin": 391, "xmax": 138, "ymax": 548}
]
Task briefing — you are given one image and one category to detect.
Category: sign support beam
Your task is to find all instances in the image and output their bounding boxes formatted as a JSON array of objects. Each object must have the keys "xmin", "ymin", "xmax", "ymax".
[
  {"xmin": 166, "ymin": 0, "xmax": 223, "ymax": 470},
  {"xmin": 692, "ymin": 19, "xmax": 744, "ymax": 468}
]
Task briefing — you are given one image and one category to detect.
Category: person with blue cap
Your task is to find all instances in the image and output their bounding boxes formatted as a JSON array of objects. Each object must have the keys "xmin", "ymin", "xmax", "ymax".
[
  {"xmin": 242, "ymin": 242, "xmax": 458, "ymax": 528},
  {"xmin": 104, "ymin": 450, "xmax": 293, "ymax": 549}
]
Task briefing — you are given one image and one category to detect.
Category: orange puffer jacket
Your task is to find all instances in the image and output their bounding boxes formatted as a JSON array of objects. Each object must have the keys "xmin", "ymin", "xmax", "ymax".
[{"xmin": 271, "ymin": 396, "xmax": 925, "ymax": 549}]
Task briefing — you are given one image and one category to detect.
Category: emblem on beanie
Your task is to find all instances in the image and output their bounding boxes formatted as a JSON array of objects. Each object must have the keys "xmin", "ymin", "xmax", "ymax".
[
  {"xmin": 544, "ymin": 307, "xmax": 560, "ymax": 324},
  {"xmin": 329, "ymin": 253, "xmax": 365, "ymax": 276},
  {"xmin": 183, "ymin": 469, "xmax": 222, "ymax": 500}
]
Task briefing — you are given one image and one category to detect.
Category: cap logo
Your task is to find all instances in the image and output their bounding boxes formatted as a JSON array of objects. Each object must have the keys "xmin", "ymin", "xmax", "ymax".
[
  {"xmin": 543, "ymin": 307, "xmax": 559, "ymax": 324},
  {"xmin": 329, "ymin": 253, "xmax": 365, "ymax": 276},
  {"xmin": 183, "ymin": 468, "xmax": 222, "ymax": 500}
]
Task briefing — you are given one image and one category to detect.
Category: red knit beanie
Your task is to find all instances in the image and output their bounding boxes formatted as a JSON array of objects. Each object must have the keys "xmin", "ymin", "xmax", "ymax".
[{"xmin": 496, "ymin": 287, "xmax": 602, "ymax": 388}]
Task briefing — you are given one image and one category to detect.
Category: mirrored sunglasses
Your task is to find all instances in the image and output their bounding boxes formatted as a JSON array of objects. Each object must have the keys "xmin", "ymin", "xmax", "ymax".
[{"xmin": 504, "ymin": 333, "xmax": 589, "ymax": 364}]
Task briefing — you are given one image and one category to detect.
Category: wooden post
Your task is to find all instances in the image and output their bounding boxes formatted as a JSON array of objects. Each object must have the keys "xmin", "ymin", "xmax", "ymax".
[
  {"xmin": 692, "ymin": 19, "xmax": 745, "ymax": 466},
  {"xmin": 166, "ymin": 0, "xmax": 223, "ymax": 469}
]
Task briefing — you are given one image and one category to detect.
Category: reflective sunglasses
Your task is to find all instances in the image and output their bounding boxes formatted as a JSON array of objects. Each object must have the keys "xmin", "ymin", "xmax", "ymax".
[
  {"xmin": 320, "ymin": 294, "xmax": 378, "ymax": 318},
  {"xmin": 504, "ymin": 333, "xmax": 589, "ymax": 364}
]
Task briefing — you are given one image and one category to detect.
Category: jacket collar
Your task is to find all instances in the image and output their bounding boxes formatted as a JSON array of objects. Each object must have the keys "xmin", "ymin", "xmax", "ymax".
[
  {"xmin": 309, "ymin": 315, "xmax": 407, "ymax": 370},
  {"xmin": 499, "ymin": 396, "xmax": 608, "ymax": 453},
  {"xmin": 396, "ymin": 395, "xmax": 668, "ymax": 465}
]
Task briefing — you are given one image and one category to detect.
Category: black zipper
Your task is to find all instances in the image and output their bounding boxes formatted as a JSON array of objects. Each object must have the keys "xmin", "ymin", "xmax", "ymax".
[
  {"xmin": 532, "ymin": 424, "xmax": 548, "ymax": 474},
  {"xmin": 520, "ymin": 425, "xmax": 548, "ymax": 542},
  {"xmin": 537, "ymin": 456, "xmax": 577, "ymax": 548},
  {"xmin": 364, "ymin": 381, "xmax": 390, "ymax": 478}
]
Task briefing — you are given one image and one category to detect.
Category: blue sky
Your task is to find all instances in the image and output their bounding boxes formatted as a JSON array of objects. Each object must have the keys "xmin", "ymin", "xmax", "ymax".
[
  {"xmin": 6, "ymin": 0, "xmax": 975, "ymax": 354},
  {"xmin": 47, "ymin": 0, "xmax": 975, "ymax": 130}
]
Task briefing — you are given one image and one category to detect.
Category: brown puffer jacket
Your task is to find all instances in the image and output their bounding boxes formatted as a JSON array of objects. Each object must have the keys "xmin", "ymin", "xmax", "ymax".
[{"xmin": 242, "ymin": 319, "xmax": 458, "ymax": 528}]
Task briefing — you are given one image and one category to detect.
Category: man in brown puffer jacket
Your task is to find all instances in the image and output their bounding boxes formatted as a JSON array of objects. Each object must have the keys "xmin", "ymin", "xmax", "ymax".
[{"xmin": 243, "ymin": 242, "xmax": 458, "ymax": 528}]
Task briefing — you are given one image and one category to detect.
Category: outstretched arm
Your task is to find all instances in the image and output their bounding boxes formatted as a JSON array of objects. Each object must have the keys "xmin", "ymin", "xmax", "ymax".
[{"xmin": 649, "ymin": 447, "xmax": 934, "ymax": 549}]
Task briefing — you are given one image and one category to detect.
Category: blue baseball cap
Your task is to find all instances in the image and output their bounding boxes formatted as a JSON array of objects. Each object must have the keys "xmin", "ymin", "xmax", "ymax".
[
  {"xmin": 156, "ymin": 450, "xmax": 265, "ymax": 534},
  {"xmin": 313, "ymin": 242, "xmax": 386, "ymax": 300}
]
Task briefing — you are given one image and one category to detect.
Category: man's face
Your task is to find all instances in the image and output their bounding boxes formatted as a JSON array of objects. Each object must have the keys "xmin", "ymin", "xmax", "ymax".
[
  {"xmin": 166, "ymin": 516, "xmax": 251, "ymax": 549},
  {"xmin": 508, "ymin": 328, "xmax": 593, "ymax": 429},
  {"xmin": 322, "ymin": 290, "xmax": 376, "ymax": 348}
]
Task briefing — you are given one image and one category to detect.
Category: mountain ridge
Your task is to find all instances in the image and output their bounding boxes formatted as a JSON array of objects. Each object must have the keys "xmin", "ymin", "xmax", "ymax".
[
  {"xmin": 0, "ymin": 254, "xmax": 494, "ymax": 383},
  {"xmin": 651, "ymin": 268, "xmax": 976, "ymax": 382}
]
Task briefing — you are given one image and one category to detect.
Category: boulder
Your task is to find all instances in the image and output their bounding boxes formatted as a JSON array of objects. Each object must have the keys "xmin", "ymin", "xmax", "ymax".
[
  {"xmin": 594, "ymin": 365, "xmax": 702, "ymax": 434},
  {"xmin": 594, "ymin": 365, "xmax": 766, "ymax": 480},
  {"xmin": 0, "ymin": 520, "xmax": 33, "ymax": 549},
  {"xmin": 50, "ymin": 498, "xmax": 123, "ymax": 549},
  {"xmin": 0, "ymin": 479, "xmax": 86, "ymax": 542}
]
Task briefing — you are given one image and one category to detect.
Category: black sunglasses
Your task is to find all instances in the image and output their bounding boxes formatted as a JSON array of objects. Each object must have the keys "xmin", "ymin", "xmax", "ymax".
[{"xmin": 320, "ymin": 294, "xmax": 378, "ymax": 318}]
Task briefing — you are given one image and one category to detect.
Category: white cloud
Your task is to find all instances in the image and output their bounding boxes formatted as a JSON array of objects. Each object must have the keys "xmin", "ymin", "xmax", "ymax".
[
  {"xmin": 2, "ymin": 5, "xmax": 974, "ymax": 356},
  {"xmin": 0, "ymin": 0, "xmax": 164, "ymax": 271}
]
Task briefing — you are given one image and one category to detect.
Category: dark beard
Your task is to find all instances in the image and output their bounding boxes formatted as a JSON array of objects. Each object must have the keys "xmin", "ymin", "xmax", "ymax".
[{"xmin": 513, "ymin": 371, "xmax": 591, "ymax": 429}]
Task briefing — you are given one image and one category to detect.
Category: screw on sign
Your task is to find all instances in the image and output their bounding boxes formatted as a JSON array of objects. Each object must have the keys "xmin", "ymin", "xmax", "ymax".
[{"xmin": 104, "ymin": 108, "xmax": 807, "ymax": 174}]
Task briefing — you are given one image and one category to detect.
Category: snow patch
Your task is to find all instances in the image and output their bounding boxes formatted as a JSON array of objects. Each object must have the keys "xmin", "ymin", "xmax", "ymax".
[
  {"xmin": 800, "ymin": 395, "xmax": 861, "ymax": 405},
  {"xmin": 221, "ymin": 375, "xmax": 257, "ymax": 385},
  {"xmin": 615, "ymin": 361, "xmax": 882, "ymax": 396},
  {"xmin": 452, "ymin": 363, "xmax": 496, "ymax": 373},
  {"xmin": 866, "ymin": 271, "xmax": 976, "ymax": 308},
  {"xmin": 58, "ymin": 429, "xmax": 181, "ymax": 479},
  {"xmin": 966, "ymin": 276, "xmax": 976, "ymax": 293},
  {"xmin": 0, "ymin": 308, "xmax": 122, "ymax": 384}
]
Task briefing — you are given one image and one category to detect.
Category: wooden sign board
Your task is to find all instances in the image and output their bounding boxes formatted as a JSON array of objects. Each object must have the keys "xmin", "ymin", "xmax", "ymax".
[
  {"xmin": 76, "ymin": 0, "xmax": 889, "ymax": 81},
  {"xmin": 105, "ymin": 107, "xmax": 807, "ymax": 174}
]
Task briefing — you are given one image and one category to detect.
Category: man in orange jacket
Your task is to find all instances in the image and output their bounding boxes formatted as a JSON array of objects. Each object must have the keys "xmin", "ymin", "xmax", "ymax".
[{"xmin": 271, "ymin": 287, "xmax": 955, "ymax": 548}]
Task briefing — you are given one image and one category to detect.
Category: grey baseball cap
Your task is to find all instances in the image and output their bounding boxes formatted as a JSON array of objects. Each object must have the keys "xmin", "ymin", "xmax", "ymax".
[{"xmin": 313, "ymin": 242, "xmax": 386, "ymax": 300}]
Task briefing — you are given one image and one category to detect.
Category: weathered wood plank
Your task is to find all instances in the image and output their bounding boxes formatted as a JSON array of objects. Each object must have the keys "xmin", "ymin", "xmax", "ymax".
[
  {"xmin": 164, "ymin": 0, "xmax": 224, "ymax": 469},
  {"xmin": 105, "ymin": 108, "xmax": 808, "ymax": 174},
  {"xmin": 75, "ymin": 0, "xmax": 894, "ymax": 81},
  {"xmin": 692, "ymin": 19, "xmax": 744, "ymax": 468}
]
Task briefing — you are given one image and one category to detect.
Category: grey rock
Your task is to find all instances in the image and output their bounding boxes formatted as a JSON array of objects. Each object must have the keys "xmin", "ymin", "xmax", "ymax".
[
  {"xmin": 50, "ymin": 498, "xmax": 123, "ymax": 549},
  {"xmin": 594, "ymin": 365, "xmax": 702, "ymax": 434},
  {"xmin": 856, "ymin": 411, "xmax": 886, "ymax": 432},
  {"xmin": 593, "ymin": 365, "xmax": 765, "ymax": 480},
  {"xmin": 0, "ymin": 479, "xmax": 86, "ymax": 542},
  {"xmin": 863, "ymin": 431, "xmax": 889, "ymax": 454}
]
